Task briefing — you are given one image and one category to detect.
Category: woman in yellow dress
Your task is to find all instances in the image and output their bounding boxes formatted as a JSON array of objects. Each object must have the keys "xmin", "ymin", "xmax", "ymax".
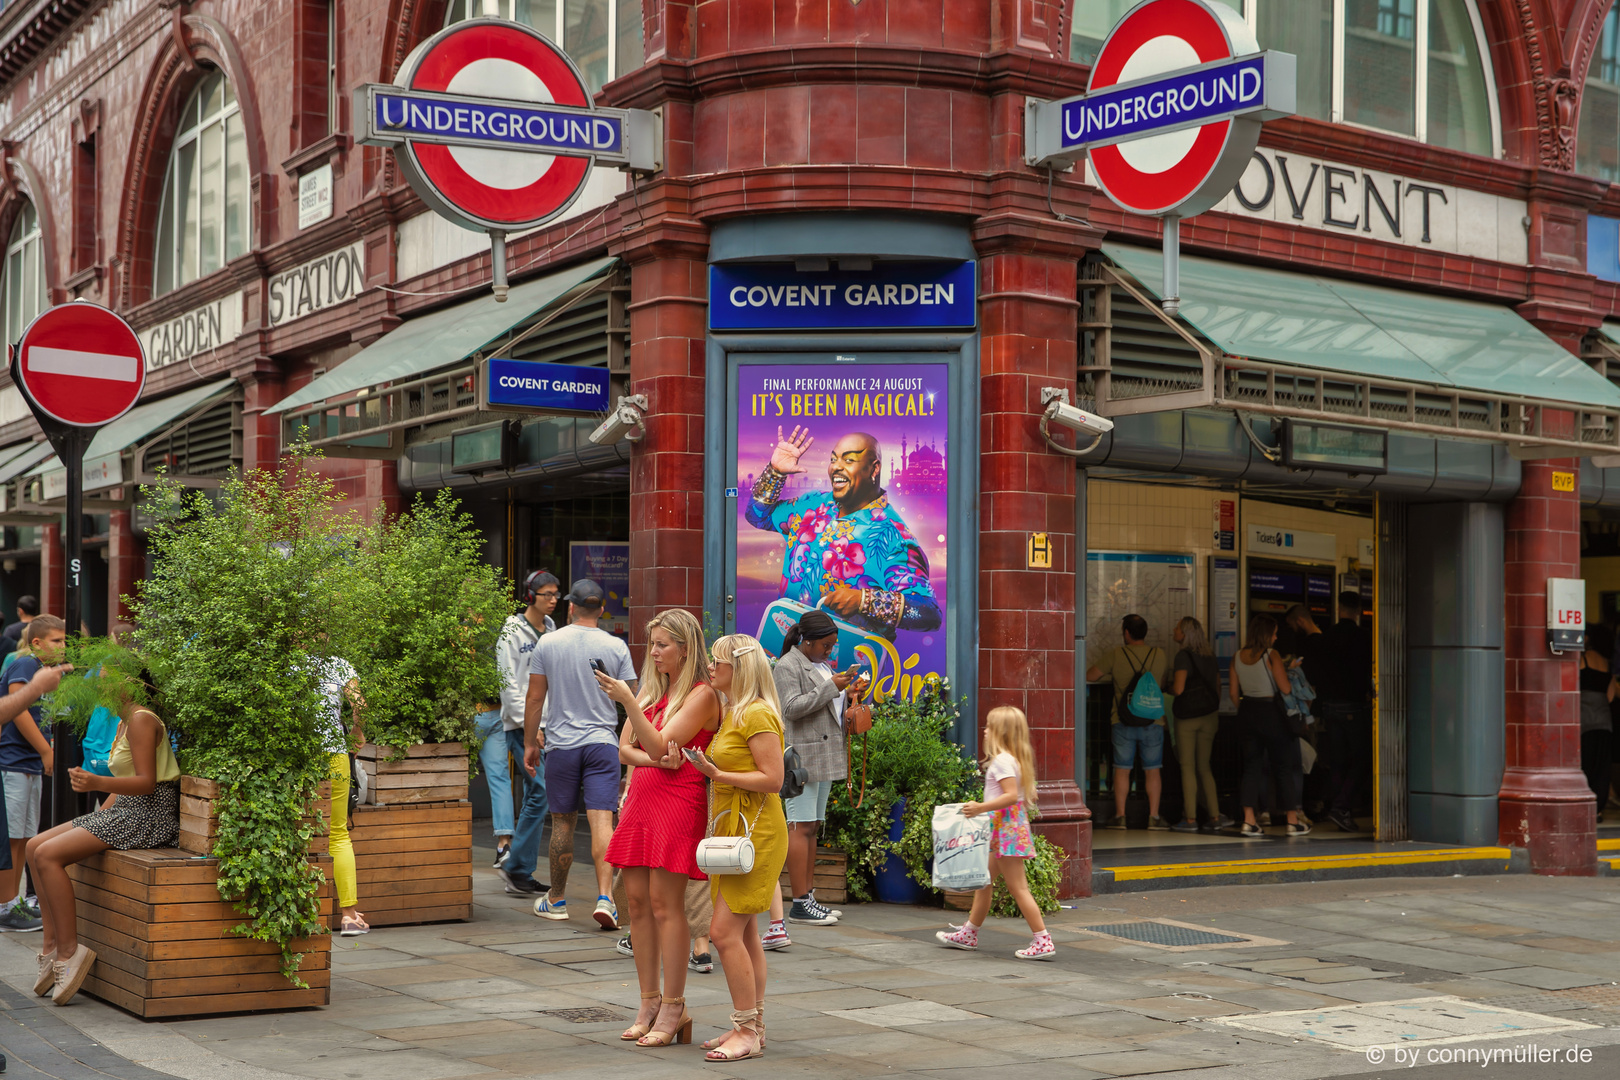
[{"xmin": 688, "ymin": 634, "xmax": 787, "ymax": 1062}]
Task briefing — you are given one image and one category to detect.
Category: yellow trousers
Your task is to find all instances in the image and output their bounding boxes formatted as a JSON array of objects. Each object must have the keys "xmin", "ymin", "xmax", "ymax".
[{"xmin": 328, "ymin": 753, "xmax": 357, "ymax": 910}]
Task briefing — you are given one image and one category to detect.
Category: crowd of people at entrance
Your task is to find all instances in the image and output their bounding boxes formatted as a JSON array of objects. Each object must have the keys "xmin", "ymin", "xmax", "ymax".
[{"xmin": 1087, "ymin": 592, "xmax": 1375, "ymax": 836}]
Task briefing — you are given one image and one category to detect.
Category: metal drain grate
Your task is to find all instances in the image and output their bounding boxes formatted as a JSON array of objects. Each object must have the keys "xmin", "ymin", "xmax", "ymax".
[
  {"xmin": 1085, "ymin": 922, "xmax": 1249, "ymax": 947},
  {"xmin": 546, "ymin": 1007, "xmax": 626, "ymax": 1024}
]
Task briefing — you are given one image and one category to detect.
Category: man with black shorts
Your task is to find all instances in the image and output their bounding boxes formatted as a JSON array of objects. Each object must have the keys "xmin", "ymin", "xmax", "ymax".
[{"xmin": 523, "ymin": 580, "xmax": 635, "ymax": 928}]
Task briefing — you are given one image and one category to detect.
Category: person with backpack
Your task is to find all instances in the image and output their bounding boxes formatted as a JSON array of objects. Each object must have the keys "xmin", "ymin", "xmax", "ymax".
[
  {"xmin": 1168, "ymin": 617, "xmax": 1232, "ymax": 834},
  {"xmin": 1086, "ymin": 614, "xmax": 1171, "ymax": 831}
]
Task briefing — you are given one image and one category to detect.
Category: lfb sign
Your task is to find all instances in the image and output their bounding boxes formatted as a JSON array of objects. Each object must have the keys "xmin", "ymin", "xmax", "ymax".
[
  {"xmin": 1026, "ymin": 0, "xmax": 1295, "ymax": 217},
  {"xmin": 1546, "ymin": 577, "xmax": 1585, "ymax": 655}
]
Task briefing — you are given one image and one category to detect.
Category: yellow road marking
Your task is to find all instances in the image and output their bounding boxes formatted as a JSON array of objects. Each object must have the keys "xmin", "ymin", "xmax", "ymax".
[{"xmin": 1108, "ymin": 847, "xmax": 1514, "ymax": 881}]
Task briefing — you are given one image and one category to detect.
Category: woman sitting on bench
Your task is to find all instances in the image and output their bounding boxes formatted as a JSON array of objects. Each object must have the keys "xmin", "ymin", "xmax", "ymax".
[{"xmin": 26, "ymin": 652, "xmax": 178, "ymax": 1005}]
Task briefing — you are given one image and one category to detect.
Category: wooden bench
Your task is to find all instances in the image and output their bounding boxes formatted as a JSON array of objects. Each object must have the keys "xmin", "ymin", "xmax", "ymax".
[
  {"xmin": 68, "ymin": 847, "xmax": 332, "ymax": 1019},
  {"xmin": 778, "ymin": 846, "xmax": 850, "ymax": 905},
  {"xmin": 349, "ymin": 799, "xmax": 472, "ymax": 926}
]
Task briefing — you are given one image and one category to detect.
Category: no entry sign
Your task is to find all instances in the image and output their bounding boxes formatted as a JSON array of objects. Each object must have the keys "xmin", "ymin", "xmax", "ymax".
[{"xmin": 14, "ymin": 302, "xmax": 145, "ymax": 428}]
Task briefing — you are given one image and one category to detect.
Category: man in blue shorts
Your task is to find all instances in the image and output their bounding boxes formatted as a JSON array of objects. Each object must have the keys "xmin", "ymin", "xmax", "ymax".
[
  {"xmin": 1086, "ymin": 613, "xmax": 1172, "ymax": 832},
  {"xmin": 523, "ymin": 580, "xmax": 635, "ymax": 928}
]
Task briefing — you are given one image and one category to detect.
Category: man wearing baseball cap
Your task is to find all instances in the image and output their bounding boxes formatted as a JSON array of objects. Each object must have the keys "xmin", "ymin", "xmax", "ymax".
[{"xmin": 523, "ymin": 579, "xmax": 636, "ymax": 928}]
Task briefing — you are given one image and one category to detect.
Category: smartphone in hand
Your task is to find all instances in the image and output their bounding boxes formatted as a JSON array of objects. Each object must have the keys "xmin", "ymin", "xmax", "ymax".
[
  {"xmin": 681, "ymin": 747, "xmax": 706, "ymax": 764},
  {"xmin": 590, "ymin": 658, "xmax": 607, "ymax": 675}
]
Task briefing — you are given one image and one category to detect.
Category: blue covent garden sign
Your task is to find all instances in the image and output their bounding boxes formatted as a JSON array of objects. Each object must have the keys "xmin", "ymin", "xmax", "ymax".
[{"xmin": 708, "ymin": 262, "xmax": 977, "ymax": 332}]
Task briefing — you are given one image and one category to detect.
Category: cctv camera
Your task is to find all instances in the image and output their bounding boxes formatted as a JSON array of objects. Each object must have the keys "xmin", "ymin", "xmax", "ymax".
[
  {"xmin": 587, "ymin": 395, "xmax": 648, "ymax": 446},
  {"xmin": 1043, "ymin": 398, "xmax": 1114, "ymax": 437}
]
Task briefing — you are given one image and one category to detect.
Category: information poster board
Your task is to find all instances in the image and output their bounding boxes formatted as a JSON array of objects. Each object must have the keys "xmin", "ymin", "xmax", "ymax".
[
  {"xmin": 1210, "ymin": 556, "xmax": 1240, "ymax": 714},
  {"xmin": 1085, "ymin": 551, "xmax": 1197, "ymax": 656},
  {"xmin": 569, "ymin": 542, "xmax": 630, "ymax": 639},
  {"xmin": 734, "ymin": 362, "xmax": 950, "ymax": 702}
]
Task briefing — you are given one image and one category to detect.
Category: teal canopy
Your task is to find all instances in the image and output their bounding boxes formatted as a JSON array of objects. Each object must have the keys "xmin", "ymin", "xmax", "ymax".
[
  {"xmin": 1104, "ymin": 244, "xmax": 1620, "ymax": 408},
  {"xmin": 29, "ymin": 378, "xmax": 238, "ymax": 476},
  {"xmin": 267, "ymin": 256, "xmax": 617, "ymax": 416}
]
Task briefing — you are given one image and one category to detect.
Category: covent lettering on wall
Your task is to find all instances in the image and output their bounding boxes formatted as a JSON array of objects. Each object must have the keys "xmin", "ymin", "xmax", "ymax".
[
  {"xmin": 1187, "ymin": 147, "xmax": 1531, "ymax": 264},
  {"xmin": 269, "ymin": 242, "xmax": 365, "ymax": 328},
  {"xmin": 140, "ymin": 292, "xmax": 245, "ymax": 371}
]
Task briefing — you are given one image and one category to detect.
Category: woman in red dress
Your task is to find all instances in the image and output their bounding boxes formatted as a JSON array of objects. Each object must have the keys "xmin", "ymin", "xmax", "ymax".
[{"xmin": 599, "ymin": 608, "xmax": 721, "ymax": 1047}]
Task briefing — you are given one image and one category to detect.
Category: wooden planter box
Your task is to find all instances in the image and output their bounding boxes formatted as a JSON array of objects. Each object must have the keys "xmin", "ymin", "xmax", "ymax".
[
  {"xmin": 68, "ymin": 847, "xmax": 332, "ymax": 1019},
  {"xmin": 178, "ymin": 776, "xmax": 329, "ymax": 856},
  {"xmin": 778, "ymin": 846, "xmax": 848, "ymax": 905},
  {"xmin": 349, "ymin": 799, "xmax": 472, "ymax": 926},
  {"xmin": 942, "ymin": 889, "xmax": 977, "ymax": 911},
  {"xmin": 357, "ymin": 742, "xmax": 469, "ymax": 804}
]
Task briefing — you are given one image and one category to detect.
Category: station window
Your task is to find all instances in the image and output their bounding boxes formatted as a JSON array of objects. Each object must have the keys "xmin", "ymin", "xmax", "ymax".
[
  {"xmin": 153, "ymin": 70, "xmax": 250, "ymax": 296},
  {"xmin": 1071, "ymin": 0, "xmax": 1498, "ymax": 157},
  {"xmin": 1, "ymin": 202, "xmax": 45, "ymax": 344},
  {"xmin": 444, "ymin": 0, "xmax": 644, "ymax": 96},
  {"xmin": 1578, "ymin": 9, "xmax": 1620, "ymax": 183}
]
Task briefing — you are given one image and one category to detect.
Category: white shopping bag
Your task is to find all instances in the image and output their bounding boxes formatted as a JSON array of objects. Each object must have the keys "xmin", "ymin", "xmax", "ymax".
[{"xmin": 931, "ymin": 803, "xmax": 993, "ymax": 891}]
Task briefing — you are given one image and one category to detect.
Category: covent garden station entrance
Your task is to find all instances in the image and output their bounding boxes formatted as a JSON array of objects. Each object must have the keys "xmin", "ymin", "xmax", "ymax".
[{"xmin": 1071, "ymin": 244, "xmax": 1620, "ymax": 891}]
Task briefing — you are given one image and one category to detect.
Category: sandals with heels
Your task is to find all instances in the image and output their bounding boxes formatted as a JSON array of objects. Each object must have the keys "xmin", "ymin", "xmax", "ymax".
[
  {"xmin": 704, "ymin": 1008, "xmax": 763, "ymax": 1061},
  {"xmin": 621, "ymin": 992, "xmax": 661, "ymax": 1040},
  {"xmin": 635, "ymin": 996, "xmax": 691, "ymax": 1046}
]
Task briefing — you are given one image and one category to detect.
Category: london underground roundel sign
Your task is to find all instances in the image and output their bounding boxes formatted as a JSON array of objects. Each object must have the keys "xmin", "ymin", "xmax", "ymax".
[
  {"xmin": 1026, "ymin": 0, "xmax": 1295, "ymax": 219},
  {"xmin": 380, "ymin": 19, "xmax": 603, "ymax": 232},
  {"xmin": 14, "ymin": 302, "xmax": 145, "ymax": 428}
]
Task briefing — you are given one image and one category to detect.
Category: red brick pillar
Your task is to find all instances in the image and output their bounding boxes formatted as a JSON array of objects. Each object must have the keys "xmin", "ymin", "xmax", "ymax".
[
  {"xmin": 617, "ymin": 211, "xmax": 709, "ymax": 657},
  {"xmin": 236, "ymin": 360, "xmax": 285, "ymax": 475},
  {"xmin": 975, "ymin": 241, "xmax": 1090, "ymax": 896},
  {"xmin": 41, "ymin": 521, "xmax": 63, "ymax": 619},
  {"xmin": 107, "ymin": 510, "xmax": 141, "ymax": 626},
  {"xmin": 1499, "ymin": 457, "xmax": 1596, "ymax": 874}
]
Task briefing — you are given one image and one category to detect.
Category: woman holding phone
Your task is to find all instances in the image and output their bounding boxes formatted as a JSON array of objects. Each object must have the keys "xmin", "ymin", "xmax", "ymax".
[
  {"xmin": 595, "ymin": 610, "xmax": 720, "ymax": 1047},
  {"xmin": 770, "ymin": 610, "xmax": 854, "ymax": 925},
  {"xmin": 688, "ymin": 634, "xmax": 788, "ymax": 1062}
]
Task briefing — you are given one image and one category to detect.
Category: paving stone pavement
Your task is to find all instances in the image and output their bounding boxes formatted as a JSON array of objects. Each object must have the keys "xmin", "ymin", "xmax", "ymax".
[{"xmin": 2, "ymin": 847, "xmax": 1619, "ymax": 1080}]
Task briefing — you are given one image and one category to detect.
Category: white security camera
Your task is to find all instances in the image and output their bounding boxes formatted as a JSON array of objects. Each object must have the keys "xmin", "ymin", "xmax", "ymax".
[
  {"xmin": 587, "ymin": 395, "xmax": 649, "ymax": 446},
  {"xmin": 1043, "ymin": 397, "xmax": 1113, "ymax": 437}
]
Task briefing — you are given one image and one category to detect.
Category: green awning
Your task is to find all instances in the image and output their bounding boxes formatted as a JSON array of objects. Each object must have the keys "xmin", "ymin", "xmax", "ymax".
[
  {"xmin": 28, "ymin": 378, "xmax": 238, "ymax": 477},
  {"xmin": 1104, "ymin": 245, "xmax": 1620, "ymax": 408},
  {"xmin": 0, "ymin": 442, "xmax": 53, "ymax": 485},
  {"xmin": 267, "ymin": 255, "xmax": 617, "ymax": 416},
  {"xmin": 1601, "ymin": 322, "xmax": 1620, "ymax": 349}
]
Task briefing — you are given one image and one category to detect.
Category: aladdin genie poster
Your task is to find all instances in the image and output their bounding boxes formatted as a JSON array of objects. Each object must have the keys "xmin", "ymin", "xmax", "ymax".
[{"xmin": 735, "ymin": 362, "xmax": 949, "ymax": 703}]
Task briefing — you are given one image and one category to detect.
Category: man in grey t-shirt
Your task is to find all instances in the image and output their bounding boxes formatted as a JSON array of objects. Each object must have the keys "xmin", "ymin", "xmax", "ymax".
[{"xmin": 524, "ymin": 579, "xmax": 635, "ymax": 927}]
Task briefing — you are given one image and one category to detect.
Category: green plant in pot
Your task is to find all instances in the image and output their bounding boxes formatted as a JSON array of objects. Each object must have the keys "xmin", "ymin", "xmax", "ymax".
[
  {"xmin": 347, "ymin": 489, "xmax": 510, "ymax": 758},
  {"xmin": 129, "ymin": 453, "xmax": 363, "ymax": 984}
]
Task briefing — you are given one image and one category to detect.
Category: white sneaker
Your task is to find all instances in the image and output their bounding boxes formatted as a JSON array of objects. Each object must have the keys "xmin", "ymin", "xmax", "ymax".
[
  {"xmin": 592, "ymin": 896, "xmax": 617, "ymax": 929},
  {"xmin": 533, "ymin": 896, "xmax": 569, "ymax": 920}
]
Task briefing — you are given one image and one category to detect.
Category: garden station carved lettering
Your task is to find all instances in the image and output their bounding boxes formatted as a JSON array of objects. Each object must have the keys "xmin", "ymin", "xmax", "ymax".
[
  {"xmin": 140, "ymin": 292, "xmax": 245, "ymax": 372},
  {"xmin": 269, "ymin": 242, "xmax": 365, "ymax": 328}
]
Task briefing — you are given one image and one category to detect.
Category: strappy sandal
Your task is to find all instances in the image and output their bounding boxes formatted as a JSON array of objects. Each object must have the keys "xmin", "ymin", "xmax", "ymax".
[
  {"xmin": 621, "ymin": 992, "xmax": 661, "ymax": 1040},
  {"xmin": 635, "ymin": 996, "xmax": 691, "ymax": 1046},
  {"xmin": 701, "ymin": 999, "xmax": 765, "ymax": 1051},
  {"xmin": 704, "ymin": 1008, "xmax": 763, "ymax": 1062}
]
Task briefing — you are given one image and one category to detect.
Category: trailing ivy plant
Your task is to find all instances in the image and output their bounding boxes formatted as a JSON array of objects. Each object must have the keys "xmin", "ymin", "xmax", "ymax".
[
  {"xmin": 128, "ymin": 452, "xmax": 363, "ymax": 985},
  {"xmin": 823, "ymin": 685, "xmax": 979, "ymax": 902},
  {"xmin": 347, "ymin": 489, "xmax": 510, "ymax": 755}
]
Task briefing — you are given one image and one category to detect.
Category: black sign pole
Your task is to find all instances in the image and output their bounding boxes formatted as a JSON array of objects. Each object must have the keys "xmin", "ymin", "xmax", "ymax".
[{"xmin": 52, "ymin": 428, "xmax": 84, "ymax": 827}]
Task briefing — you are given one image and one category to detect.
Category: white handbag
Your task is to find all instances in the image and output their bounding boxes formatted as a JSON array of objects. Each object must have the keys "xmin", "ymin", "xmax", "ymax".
[{"xmin": 696, "ymin": 790, "xmax": 766, "ymax": 876}]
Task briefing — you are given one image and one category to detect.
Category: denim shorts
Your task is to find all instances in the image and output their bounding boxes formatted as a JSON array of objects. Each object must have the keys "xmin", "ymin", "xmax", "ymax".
[
  {"xmin": 543, "ymin": 742, "xmax": 620, "ymax": 813},
  {"xmin": 782, "ymin": 779, "xmax": 833, "ymax": 823},
  {"xmin": 1111, "ymin": 723, "xmax": 1165, "ymax": 770}
]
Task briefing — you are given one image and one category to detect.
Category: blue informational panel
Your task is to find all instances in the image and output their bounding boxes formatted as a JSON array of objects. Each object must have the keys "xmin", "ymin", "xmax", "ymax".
[
  {"xmin": 486, "ymin": 359, "xmax": 609, "ymax": 412},
  {"xmin": 709, "ymin": 261, "xmax": 976, "ymax": 331}
]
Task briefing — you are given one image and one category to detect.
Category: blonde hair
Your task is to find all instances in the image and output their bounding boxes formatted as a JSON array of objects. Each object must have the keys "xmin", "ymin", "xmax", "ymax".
[
  {"xmin": 711, "ymin": 633, "xmax": 782, "ymax": 729},
  {"xmin": 984, "ymin": 706, "xmax": 1039, "ymax": 813},
  {"xmin": 1175, "ymin": 616, "xmax": 1213, "ymax": 656},
  {"xmin": 637, "ymin": 609, "xmax": 708, "ymax": 717}
]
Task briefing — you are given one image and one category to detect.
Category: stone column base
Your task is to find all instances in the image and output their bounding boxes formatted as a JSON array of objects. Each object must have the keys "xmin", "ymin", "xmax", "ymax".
[
  {"xmin": 1498, "ymin": 766, "xmax": 1597, "ymax": 875},
  {"xmin": 1033, "ymin": 779, "xmax": 1092, "ymax": 898}
]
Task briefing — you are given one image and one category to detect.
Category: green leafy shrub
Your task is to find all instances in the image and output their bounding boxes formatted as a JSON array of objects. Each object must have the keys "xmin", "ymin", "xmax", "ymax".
[
  {"xmin": 348, "ymin": 490, "xmax": 510, "ymax": 755},
  {"xmin": 823, "ymin": 685, "xmax": 979, "ymax": 902},
  {"xmin": 990, "ymin": 833, "xmax": 1065, "ymax": 917},
  {"xmin": 129, "ymin": 454, "xmax": 363, "ymax": 984}
]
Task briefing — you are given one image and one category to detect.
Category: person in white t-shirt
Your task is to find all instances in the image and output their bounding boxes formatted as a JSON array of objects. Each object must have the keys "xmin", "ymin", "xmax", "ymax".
[{"xmin": 934, "ymin": 707, "xmax": 1054, "ymax": 961}]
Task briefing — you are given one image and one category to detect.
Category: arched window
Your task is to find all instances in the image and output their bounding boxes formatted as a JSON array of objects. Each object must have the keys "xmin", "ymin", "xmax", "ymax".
[
  {"xmin": 154, "ymin": 70, "xmax": 249, "ymax": 296},
  {"xmin": 444, "ymin": 0, "xmax": 643, "ymax": 96},
  {"xmin": 1578, "ymin": 10, "xmax": 1620, "ymax": 183},
  {"xmin": 1072, "ymin": 0, "xmax": 1499, "ymax": 157},
  {"xmin": 2, "ymin": 202, "xmax": 45, "ymax": 345}
]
